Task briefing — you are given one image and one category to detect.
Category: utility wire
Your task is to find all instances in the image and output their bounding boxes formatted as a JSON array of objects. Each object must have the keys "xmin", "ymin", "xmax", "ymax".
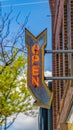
[
  {"xmin": 0, "ymin": 0, "xmax": 8, "ymax": 1},
  {"xmin": 0, "ymin": 1, "xmax": 48, "ymax": 8}
]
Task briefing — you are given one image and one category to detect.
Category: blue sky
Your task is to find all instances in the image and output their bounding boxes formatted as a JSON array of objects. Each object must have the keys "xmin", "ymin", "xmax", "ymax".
[
  {"xmin": 1, "ymin": 0, "xmax": 52, "ymax": 71},
  {"xmin": 0, "ymin": 0, "xmax": 52, "ymax": 130}
]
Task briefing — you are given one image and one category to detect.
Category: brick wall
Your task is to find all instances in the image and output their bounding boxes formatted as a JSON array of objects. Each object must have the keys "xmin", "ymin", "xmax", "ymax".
[{"xmin": 49, "ymin": 0, "xmax": 73, "ymax": 130}]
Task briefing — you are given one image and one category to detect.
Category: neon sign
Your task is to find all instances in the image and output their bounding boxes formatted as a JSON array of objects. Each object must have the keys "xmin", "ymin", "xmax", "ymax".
[
  {"xmin": 25, "ymin": 29, "xmax": 53, "ymax": 109},
  {"xmin": 32, "ymin": 44, "xmax": 40, "ymax": 87}
]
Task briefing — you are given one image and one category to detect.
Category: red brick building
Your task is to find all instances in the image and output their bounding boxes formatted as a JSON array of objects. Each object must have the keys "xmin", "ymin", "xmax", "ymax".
[{"xmin": 49, "ymin": 0, "xmax": 73, "ymax": 130}]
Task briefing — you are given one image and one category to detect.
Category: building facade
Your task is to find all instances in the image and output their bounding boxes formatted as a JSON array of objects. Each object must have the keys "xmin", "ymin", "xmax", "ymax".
[{"xmin": 49, "ymin": 0, "xmax": 73, "ymax": 130}]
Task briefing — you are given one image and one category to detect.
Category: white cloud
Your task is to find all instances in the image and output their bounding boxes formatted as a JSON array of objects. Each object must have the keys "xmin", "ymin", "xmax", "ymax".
[
  {"xmin": 44, "ymin": 70, "xmax": 52, "ymax": 84},
  {"xmin": 13, "ymin": 113, "xmax": 38, "ymax": 130},
  {"xmin": 44, "ymin": 70, "xmax": 52, "ymax": 77}
]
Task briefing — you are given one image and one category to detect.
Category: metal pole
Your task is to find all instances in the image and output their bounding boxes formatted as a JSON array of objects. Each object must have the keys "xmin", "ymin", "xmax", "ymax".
[
  {"xmin": 44, "ymin": 76, "xmax": 73, "ymax": 80},
  {"xmin": 45, "ymin": 50, "xmax": 73, "ymax": 53}
]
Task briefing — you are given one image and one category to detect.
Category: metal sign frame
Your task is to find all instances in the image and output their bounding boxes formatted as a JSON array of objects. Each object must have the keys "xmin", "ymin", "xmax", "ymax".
[{"xmin": 44, "ymin": 49, "xmax": 73, "ymax": 80}]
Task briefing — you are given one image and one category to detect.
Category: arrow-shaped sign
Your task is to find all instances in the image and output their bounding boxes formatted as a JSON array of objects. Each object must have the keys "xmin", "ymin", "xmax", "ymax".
[{"xmin": 25, "ymin": 29, "xmax": 53, "ymax": 109}]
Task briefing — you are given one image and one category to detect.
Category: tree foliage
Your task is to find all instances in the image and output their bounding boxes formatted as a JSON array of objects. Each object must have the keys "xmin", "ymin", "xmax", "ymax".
[
  {"xmin": 0, "ymin": 56, "xmax": 32, "ymax": 129},
  {"xmin": 0, "ymin": 9, "xmax": 35, "ymax": 130}
]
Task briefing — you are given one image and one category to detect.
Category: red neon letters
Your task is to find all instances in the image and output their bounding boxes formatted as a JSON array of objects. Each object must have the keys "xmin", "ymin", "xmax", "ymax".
[{"xmin": 32, "ymin": 44, "xmax": 40, "ymax": 87}]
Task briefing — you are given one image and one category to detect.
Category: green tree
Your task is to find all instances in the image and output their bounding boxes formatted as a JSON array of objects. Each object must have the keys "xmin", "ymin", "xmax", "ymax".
[
  {"xmin": 0, "ymin": 55, "xmax": 32, "ymax": 130},
  {"xmin": 0, "ymin": 9, "xmax": 35, "ymax": 130}
]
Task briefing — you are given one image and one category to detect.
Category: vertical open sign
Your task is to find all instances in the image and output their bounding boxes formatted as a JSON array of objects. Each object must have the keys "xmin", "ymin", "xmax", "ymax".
[{"xmin": 25, "ymin": 29, "xmax": 53, "ymax": 109}]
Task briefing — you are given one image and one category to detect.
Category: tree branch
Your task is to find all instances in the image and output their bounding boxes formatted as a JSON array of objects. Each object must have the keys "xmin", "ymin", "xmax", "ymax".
[{"xmin": 6, "ymin": 113, "xmax": 18, "ymax": 129}]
